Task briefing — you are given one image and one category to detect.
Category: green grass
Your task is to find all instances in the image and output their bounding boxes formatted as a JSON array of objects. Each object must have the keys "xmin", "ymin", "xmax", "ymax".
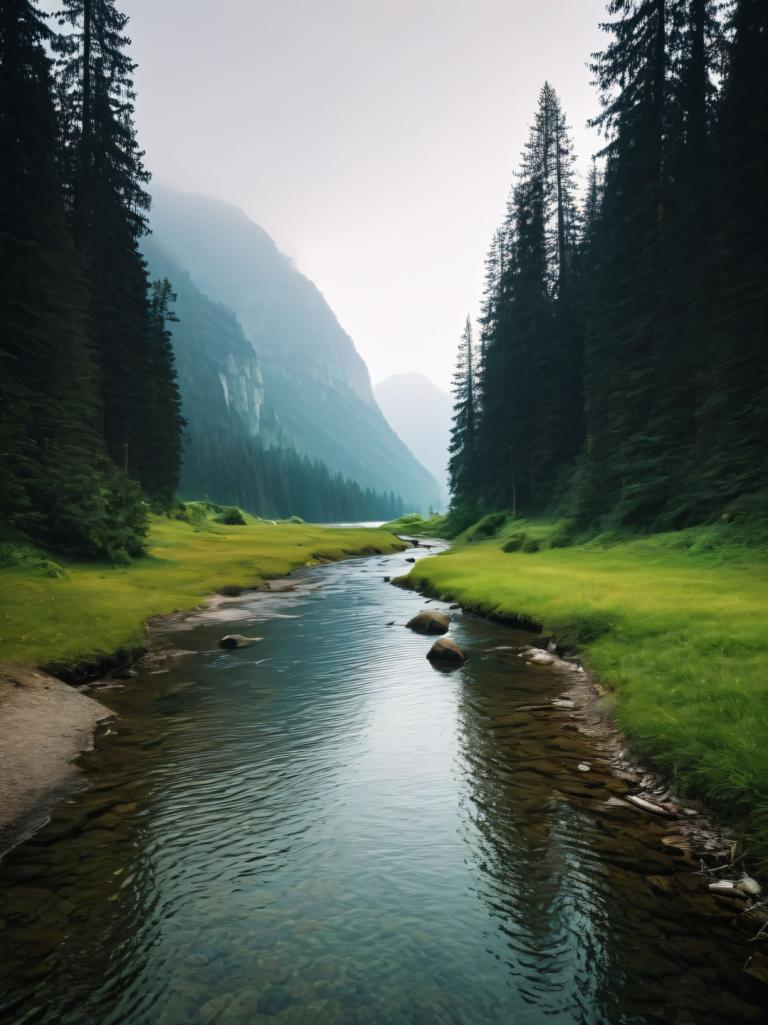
[
  {"xmin": 0, "ymin": 510, "xmax": 404, "ymax": 672},
  {"xmin": 381, "ymin": 512, "xmax": 449, "ymax": 537},
  {"xmin": 404, "ymin": 516, "xmax": 768, "ymax": 866}
]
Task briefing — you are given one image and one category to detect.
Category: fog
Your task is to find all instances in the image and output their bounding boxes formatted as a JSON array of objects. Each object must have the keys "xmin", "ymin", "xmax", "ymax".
[{"xmin": 125, "ymin": 0, "xmax": 607, "ymax": 390}]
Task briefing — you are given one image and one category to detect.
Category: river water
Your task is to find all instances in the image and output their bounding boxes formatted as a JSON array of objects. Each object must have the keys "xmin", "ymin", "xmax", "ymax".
[{"xmin": 0, "ymin": 544, "xmax": 765, "ymax": 1025}]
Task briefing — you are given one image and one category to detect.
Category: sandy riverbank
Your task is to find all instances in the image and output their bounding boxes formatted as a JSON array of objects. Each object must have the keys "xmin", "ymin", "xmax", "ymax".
[{"xmin": 0, "ymin": 664, "xmax": 112, "ymax": 854}]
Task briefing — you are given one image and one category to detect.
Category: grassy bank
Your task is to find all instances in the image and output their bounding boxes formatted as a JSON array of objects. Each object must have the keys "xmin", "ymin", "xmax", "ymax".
[
  {"xmin": 0, "ymin": 508, "xmax": 403, "ymax": 672},
  {"xmin": 403, "ymin": 515, "xmax": 768, "ymax": 865},
  {"xmin": 382, "ymin": 513, "xmax": 449, "ymax": 537}
]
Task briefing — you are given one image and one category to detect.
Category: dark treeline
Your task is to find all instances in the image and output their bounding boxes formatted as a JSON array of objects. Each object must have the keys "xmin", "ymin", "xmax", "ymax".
[
  {"xmin": 1, "ymin": 0, "xmax": 183, "ymax": 559},
  {"xmin": 181, "ymin": 427, "xmax": 405, "ymax": 524},
  {"xmin": 450, "ymin": 0, "xmax": 767, "ymax": 533}
]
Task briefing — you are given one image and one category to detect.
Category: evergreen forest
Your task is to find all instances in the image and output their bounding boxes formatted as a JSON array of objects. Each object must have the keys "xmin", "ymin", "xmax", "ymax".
[
  {"xmin": 0, "ymin": 0, "xmax": 405, "ymax": 561},
  {"xmin": 449, "ymin": 0, "xmax": 767, "ymax": 534}
]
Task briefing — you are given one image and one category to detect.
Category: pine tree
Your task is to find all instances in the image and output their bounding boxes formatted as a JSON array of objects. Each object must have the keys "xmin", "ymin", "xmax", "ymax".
[
  {"xmin": 0, "ymin": 0, "xmax": 147, "ymax": 558},
  {"xmin": 579, "ymin": 0, "xmax": 672, "ymax": 526},
  {"xmin": 650, "ymin": 0, "xmax": 722, "ymax": 525},
  {"xmin": 143, "ymin": 279, "xmax": 186, "ymax": 506},
  {"xmin": 694, "ymin": 0, "xmax": 768, "ymax": 513},
  {"xmin": 448, "ymin": 317, "xmax": 478, "ymax": 507},
  {"xmin": 473, "ymin": 84, "xmax": 583, "ymax": 515},
  {"xmin": 55, "ymin": 0, "xmax": 181, "ymax": 497}
]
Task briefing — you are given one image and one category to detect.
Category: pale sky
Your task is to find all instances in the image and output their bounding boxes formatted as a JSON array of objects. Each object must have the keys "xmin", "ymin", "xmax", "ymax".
[{"xmin": 125, "ymin": 0, "xmax": 608, "ymax": 391}]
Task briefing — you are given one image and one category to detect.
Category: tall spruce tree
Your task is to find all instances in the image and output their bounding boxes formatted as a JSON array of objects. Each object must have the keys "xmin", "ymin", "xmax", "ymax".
[
  {"xmin": 143, "ymin": 279, "xmax": 186, "ymax": 506},
  {"xmin": 0, "ymin": 0, "xmax": 147, "ymax": 558},
  {"xmin": 694, "ymin": 0, "xmax": 768, "ymax": 513},
  {"xmin": 448, "ymin": 317, "xmax": 478, "ymax": 506},
  {"xmin": 55, "ymin": 0, "xmax": 182, "ymax": 503},
  {"xmin": 474, "ymin": 84, "xmax": 583, "ymax": 515},
  {"xmin": 579, "ymin": 0, "xmax": 672, "ymax": 526}
]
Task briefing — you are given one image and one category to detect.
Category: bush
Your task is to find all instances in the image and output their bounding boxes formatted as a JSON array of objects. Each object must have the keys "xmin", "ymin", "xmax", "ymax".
[
  {"xmin": 502, "ymin": 532, "xmax": 527, "ymax": 552},
  {"xmin": 45, "ymin": 461, "xmax": 149, "ymax": 563},
  {"xmin": 521, "ymin": 538, "xmax": 540, "ymax": 553},
  {"xmin": 548, "ymin": 520, "xmax": 578, "ymax": 548},
  {"xmin": 467, "ymin": 511, "xmax": 509, "ymax": 542},
  {"xmin": 172, "ymin": 500, "xmax": 222, "ymax": 524},
  {"xmin": 0, "ymin": 543, "xmax": 66, "ymax": 578},
  {"xmin": 214, "ymin": 505, "xmax": 246, "ymax": 525}
]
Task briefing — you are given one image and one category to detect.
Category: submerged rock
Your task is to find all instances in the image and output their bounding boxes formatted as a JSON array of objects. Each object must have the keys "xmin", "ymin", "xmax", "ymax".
[
  {"xmin": 406, "ymin": 610, "xmax": 450, "ymax": 635},
  {"xmin": 219, "ymin": 634, "xmax": 263, "ymax": 649},
  {"xmin": 427, "ymin": 638, "xmax": 466, "ymax": 664}
]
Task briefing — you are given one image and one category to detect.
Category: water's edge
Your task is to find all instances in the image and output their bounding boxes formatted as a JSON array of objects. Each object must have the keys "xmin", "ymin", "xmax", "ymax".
[
  {"xmin": 2, "ymin": 540, "xmax": 766, "ymax": 1024},
  {"xmin": 0, "ymin": 536, "xmax": 407, "ymax": 855}
]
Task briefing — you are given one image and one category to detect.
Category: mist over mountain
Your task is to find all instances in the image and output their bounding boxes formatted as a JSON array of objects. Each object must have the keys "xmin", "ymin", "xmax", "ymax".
[
  {"xmin": 148, "ymin": 186, "xmax": 440, "ymax": 510},
  {"xmin": 143, "ymin": 238, "xmax": 406, "ymax": 520},
  {"xmin": 375, "ymin": 373, "xmax": 452, "ymax": 505}
]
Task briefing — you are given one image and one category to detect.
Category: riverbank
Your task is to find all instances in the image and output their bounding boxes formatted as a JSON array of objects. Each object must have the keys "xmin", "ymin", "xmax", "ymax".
[
  {"xmin": 0, "ymin": 664, "xmax": 112, "ymax": 854},
  {"xmin": 0, "ymin": 511, "xmax": 404, "ymax": 841},
  {"xmin": 401, "ymin": 517, "xmax": 768, "ymax": 867},
  {"xmin": 0, "ymin": 510, "xmax": 405, "ymax": 673}
]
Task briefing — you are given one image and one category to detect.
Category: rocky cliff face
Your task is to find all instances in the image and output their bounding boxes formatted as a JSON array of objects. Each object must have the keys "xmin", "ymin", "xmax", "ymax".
[
  {"xmin": 144, "ymin": 237, "xmax": 276, "ymax": 444},
  {"xmin": 148, "ymin": 186, "xmax": 440, "ymax": 509}
]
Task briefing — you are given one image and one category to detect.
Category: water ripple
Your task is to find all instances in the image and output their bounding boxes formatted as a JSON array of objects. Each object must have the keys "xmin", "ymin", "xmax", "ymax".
[{"xmin": 0, "ymin": 547, "xmax": 762, "ymax": 1025}]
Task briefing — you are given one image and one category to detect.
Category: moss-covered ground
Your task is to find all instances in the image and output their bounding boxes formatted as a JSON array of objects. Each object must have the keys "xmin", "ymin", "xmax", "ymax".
[
  {"xmin": 382, "ymin": 513, "xmax": 449, "ymax": 537},
  {"xmin": 403, "ymin": 515, "xmax": 768, "ymax": 865},
  {"xmin": 0, "ymin": 510, "xmax": 403, "ymax": 671}
]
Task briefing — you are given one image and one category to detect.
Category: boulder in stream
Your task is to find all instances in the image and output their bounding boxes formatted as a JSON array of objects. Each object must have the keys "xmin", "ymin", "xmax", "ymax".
[
  {"xmin": 219, "ymin": 634, "xmax": 263, "ymax": 649},
  {"xmin": 407, "ymin": 610, "xmax": 450, "ymax": 635},
  {"xmin": 427, "ymin": 638, "xmax": 466, "ymax": 664}
]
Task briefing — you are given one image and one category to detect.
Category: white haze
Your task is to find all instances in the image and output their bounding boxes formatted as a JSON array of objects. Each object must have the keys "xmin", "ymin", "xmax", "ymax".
[{"xmin": 123, "ymin": 0, "xmax": 607, "ymax": 391}]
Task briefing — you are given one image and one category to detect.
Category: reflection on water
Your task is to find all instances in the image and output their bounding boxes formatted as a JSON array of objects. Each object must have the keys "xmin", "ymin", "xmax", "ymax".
[{"xmin": 0, "ymin": 546, "xmax": 765, "ymax": 1024}]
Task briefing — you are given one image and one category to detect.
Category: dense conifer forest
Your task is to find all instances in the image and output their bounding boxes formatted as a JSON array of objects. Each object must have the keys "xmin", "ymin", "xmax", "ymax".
[
  {"xmin": 449, "ymin": 0, "xmax": 767, "ymax": 534},
  {"xmin": 0, "ymin": 0, "xmax": 405, "ymax": 558}
]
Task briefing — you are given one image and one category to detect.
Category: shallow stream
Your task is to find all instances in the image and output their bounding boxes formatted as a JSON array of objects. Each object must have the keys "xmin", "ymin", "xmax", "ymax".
[{"xmin": 0, "ymin": 543, "xmax": 765, "ymax": 1024}]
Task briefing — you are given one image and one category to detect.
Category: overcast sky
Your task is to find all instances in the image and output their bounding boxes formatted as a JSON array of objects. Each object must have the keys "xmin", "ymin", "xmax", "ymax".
[{"xmin": 126, "ymin": 0, "xmax": 608, "ymax": 391}]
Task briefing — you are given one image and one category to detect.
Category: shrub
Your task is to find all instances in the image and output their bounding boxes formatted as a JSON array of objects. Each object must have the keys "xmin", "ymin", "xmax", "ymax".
[
  {"xmin": 467, "ymin": 511, "xmax": 509, "ymax": 542},
  {"xmin": 502, "ymin": 533, "xmax": 527, "ymax": 553},
  {"xmin": 548, "ymin": 520, "xmax": 578, "ymax": 548},
  {"xmin": 521, "ymin": 538, "xmax": 540, "ymax": 553},
  {"xmin": 214, "ymin": 505, "xmax": 246, "ymax": 525},
  {"xmin": 0, "ymin": 543, "xmax": 66, "ymax": 578}
]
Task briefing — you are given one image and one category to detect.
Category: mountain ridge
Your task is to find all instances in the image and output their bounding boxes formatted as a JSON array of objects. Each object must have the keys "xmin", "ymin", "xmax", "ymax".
[{"xmin": 147, "ymin": 186, "xmax": 441, "ymax": 509}]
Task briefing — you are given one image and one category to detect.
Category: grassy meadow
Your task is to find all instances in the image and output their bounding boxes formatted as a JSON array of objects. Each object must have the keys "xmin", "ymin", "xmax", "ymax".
[
  {"xmin": 402, "ymin": 514, "xmax": 768, "ymax": 865},
  {"xmin": 0, "ymin": 506, "xmax": 403, "ymax": 672}
]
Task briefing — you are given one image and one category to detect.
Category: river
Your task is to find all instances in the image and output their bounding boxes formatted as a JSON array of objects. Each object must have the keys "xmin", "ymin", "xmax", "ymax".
[{"xmin": 0, "ymin": 543, "xmax": 764, "ymax": 1024}]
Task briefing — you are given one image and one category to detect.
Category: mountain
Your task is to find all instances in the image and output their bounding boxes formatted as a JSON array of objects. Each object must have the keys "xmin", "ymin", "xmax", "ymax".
[
  {"xmin": 374, "ymin": 373, "xmax": 452, "ymax": 505},
  {"xmin": 142, "ymin": 239, "xmax": 405, "ymax": 520},
  {"xmin": 147, "ymin": 186, "xmax": 440, "ymax": 510}
]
